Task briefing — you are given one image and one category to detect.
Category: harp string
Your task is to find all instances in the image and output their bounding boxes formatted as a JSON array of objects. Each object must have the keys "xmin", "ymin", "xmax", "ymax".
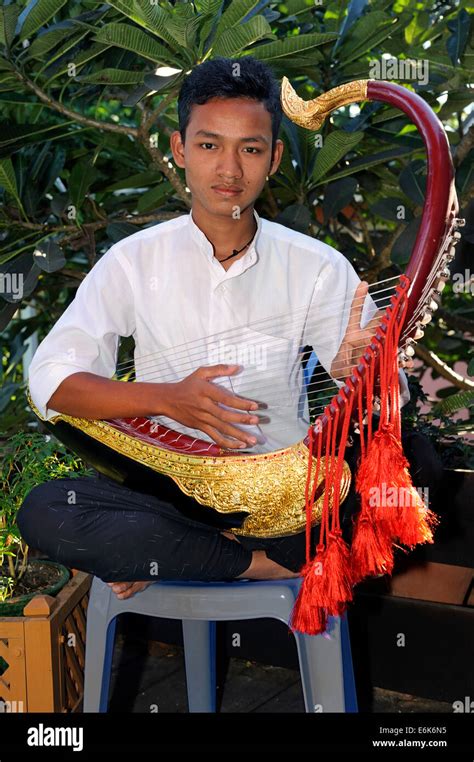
[
  {"xmin": 114, "ymin": 293, "xmax": 399, "ymax": 388},
  {"xmin": 114, "ymin": 277, "xmax": 398, "ymax": 376},
  {"xmin": 113, "ymin": 277, "xmax": 401, "ymax": 380},
  {"xmin": 121, "ymin": 338, "xmax": 385, "ymax": 395}
]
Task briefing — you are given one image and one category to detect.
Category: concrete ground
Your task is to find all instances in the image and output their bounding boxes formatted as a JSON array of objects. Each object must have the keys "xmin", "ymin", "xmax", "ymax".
[{"xmin": 107, "ymin": 631, "xmax": 453, "ymax": 714}]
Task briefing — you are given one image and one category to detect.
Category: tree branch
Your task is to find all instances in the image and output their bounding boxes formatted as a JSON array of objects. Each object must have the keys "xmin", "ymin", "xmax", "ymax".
[
  {"xmin": 137, "ymin": 89, "xmax": 190, "ymax": 206},
  {"xmin": 414, "ymin": 343, "xmax": 474, "ymax": 390},
  {"xmin": 142, "ymin": 141, "xmax": 191, "ymax": 207},
  {"xmin": 354, "ymin": 210, "xmax": 376, "ymax": 259},
  {"xmin": 454, "ymin": 124, "xmax": 474, "ymax": 169},
  {"xmin": 142, "ymin": 88, "xmax": 178, "ymax": 135},
  {"xmin": 438, "ymin": 306, "xmax": 474, "ymax": 335},
  {"xmin": 13, "ymin": 68, "xmax": 139, "ymax": 138},
  {"xmin": 2, "ymin": 210, "xmax": 182, "ymax": 236},
  {"xmin": 363, "ymin": 221, "xmax": 406, "ymax": 282}
]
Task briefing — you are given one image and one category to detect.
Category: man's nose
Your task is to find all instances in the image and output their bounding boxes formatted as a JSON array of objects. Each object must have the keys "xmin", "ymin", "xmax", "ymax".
[{"xmin": 217, "ymin": 150, "xmax": 243, "ymax": 179}]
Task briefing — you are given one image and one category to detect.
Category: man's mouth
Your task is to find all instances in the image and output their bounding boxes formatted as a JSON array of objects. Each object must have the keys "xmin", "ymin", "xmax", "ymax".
[{"xmin": 212, "ymin": 186, "xmax": 243, "ymax": 197}]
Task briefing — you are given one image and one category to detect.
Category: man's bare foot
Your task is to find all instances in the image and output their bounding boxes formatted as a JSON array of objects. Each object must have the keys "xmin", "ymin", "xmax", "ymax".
[
  {"xmin": 107, "ymin": 581, "xmax": 152, "ymax": 600},
  {"xmin": 237, "ymin": 550, "xmax": 301, "ymax": 580},
  {"xmin": 221, "ymin": 531, "xmax": 300, "ymax": 580},
  {"xmin": 221, "ymin": 530, "xmax": 240, "ymax": 543}
]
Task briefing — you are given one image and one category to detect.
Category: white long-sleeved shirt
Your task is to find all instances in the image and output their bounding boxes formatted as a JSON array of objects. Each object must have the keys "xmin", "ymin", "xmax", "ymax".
[{"xmin": 28, "ymin": 208, "xmax": 409, "ymax": 453}]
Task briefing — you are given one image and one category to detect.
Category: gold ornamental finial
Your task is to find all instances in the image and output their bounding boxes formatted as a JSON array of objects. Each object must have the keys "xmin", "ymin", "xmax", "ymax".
[{"xmin": 280, "ymin": 76, "xmax": 370, "ymax": 130}]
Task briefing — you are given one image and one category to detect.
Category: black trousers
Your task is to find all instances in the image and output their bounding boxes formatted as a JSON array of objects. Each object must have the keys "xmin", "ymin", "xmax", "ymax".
[{"xmin": 16, "ymin": 427, "xmax": 441, "ymax": 583}]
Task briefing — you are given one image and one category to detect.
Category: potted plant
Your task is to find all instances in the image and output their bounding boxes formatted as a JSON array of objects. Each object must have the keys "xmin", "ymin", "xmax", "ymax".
[{"xmin": 0, "ymin": 430, "xmax": 94, "ymax": 712}]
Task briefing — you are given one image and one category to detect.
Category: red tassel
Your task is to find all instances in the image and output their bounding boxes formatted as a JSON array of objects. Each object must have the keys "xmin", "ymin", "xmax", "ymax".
[
  {"xmin": 290, "ymin": 548, "xmax": 329, "ymax": 634},
  {"xmin": 290, "ymin": 277, "xmax": 435, "ymax": 635},
  {"xmin": 351, "ymin": 357, "xmax": 395, "ymax": 581},
  {"xmin": 360, "ymin": 423, "xmax": 437, "ymax": 548},
  {"xmin": 321, "ymin": 530, "xmax": 353, "ymax": 613},
  {"xmin": 351, "ymin": 510, "xmax": 394, "ymax": 584}
]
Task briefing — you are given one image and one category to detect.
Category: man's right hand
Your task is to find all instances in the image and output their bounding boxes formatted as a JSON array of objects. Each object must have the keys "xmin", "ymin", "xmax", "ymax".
[{"xmin": 161, "ymin": 364, "xmax": 260, "ymax": 449}]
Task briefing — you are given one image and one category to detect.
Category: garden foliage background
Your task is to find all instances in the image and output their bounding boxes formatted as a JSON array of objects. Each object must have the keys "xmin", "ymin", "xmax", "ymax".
[{"xmin": 0, "ymin": 0, "xmax": 473, "ymax": 456}]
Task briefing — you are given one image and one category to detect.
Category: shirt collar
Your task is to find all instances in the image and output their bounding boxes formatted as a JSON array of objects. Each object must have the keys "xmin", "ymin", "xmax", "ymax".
[{"xmin": 188, "ymin": 207, "xmax": 261, "ymax": 273}]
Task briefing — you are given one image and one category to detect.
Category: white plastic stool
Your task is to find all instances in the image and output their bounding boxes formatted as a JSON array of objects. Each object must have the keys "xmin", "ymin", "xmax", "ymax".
[{"xmin": 83, "ymin": 576, "xmax": 358, "ymax": 713}]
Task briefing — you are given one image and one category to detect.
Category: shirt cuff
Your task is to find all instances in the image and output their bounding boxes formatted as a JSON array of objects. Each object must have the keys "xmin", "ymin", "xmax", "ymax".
[{"xmin": 28, "ymin": 364, "xmax": 90, "ymax": 422}]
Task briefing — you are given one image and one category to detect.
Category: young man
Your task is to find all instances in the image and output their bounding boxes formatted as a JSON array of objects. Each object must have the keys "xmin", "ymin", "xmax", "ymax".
[{"xmin": 19, "ymin": 57, "xmax": 409, "ymax": 600}]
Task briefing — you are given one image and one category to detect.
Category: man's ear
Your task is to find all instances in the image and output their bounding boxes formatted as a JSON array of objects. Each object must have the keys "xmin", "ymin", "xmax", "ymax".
[
  {"xmin": 170, "ymin": 130, "xmax": 185, "ymax": 169},
  {"xmin": 268, "ymin": 138, "xmax": 284, "ymax": 177}
]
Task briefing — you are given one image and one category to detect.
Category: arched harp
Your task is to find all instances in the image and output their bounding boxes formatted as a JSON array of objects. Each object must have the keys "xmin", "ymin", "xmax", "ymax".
[{"xmin": 28, "ymin": 79, "xmax": 464, "ymax": 538}]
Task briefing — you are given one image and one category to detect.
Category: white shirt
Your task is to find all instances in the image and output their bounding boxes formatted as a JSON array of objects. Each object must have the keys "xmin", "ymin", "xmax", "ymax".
[{"xmin": 28, "ymin": 208, "xmax": 409, "ymax": 453}]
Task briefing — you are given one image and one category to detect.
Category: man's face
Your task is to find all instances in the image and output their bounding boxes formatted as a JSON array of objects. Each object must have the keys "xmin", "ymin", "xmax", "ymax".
[{"xmin": 170, "ymin": 97, "xmax": 283, "ymax": 218}]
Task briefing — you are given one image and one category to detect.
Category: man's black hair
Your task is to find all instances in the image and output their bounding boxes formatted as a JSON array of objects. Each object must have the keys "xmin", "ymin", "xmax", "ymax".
[{"xmin": 177, "ymin": 56, "xmax": 282, "ymax": 154}]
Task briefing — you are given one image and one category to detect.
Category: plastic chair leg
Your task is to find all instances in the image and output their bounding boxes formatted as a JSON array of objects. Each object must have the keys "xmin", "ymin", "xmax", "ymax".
[
  {"xmin": 182, "ymin": 620, "xmax": 217, "ymax": 712},
  {"xmin": 83, "ymin": 611, "xmax": 117, "ymax": 712},
  {"xmin": 340, "ymin": 613, "xmax": 358, "ymax": 712},
  {"xmin": 295, "ymin": 616, "xmax": 348, "ymax": 712}
]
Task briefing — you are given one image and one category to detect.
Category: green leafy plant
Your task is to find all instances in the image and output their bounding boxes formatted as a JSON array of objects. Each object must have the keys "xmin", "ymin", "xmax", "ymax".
[{"xmin": 0, "ymin": 430, "xmax": 93, "ymax": 602}]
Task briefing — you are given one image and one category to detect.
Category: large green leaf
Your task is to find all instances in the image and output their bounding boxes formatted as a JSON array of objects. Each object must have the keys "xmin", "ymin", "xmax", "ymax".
[
  {"xmin": 212, "ymin": 16, "xmax": 274, "ymax": 57},
  {"xmin": 24, "ymin": 24, "xmax": 77, "ymax": 59},
  {"xmin": 214, "ymin": 0, "xmax": 262, "ymax": 38},
  {"xmin": 338, "ymin": 11, "xmax": 408, "ymax": 65},
  {"xmin": 69, "ymin": 159, "xmax": 99, "ymax": 211},
  {"xmin": 399, "ymin": 160, "xmax": 426, "ymax": 206},
  {"xmin": 105, "ymin": 171, "xmax": 161, "ymax": 193},
  {"xmin": 0, "ymin": 158, "xmax": 20, "ymax": 205},
  {"xmin": 134, "ymin": 0, "xmax": 196, "ymax": 52},
  {"xmin": 245, "ymin": 32, "xmax": 339, "ymax": 62},
  {"xmin": 446, "ymin": 8, "xmax": 471, "ymax": 66},
  {"xmin": 0, "ymin": 4, "xmax": 20, "ymax": 48},
  {"xmin": 33, "ymin": 240, "xmax": 66, "ymax": 273},
  {"xmin": 404, "ymin": 10, "xmax": 430, "ymax": 46},
  {"xmin": 197, "ymin": 0, "xmax": 224, "ymax": 52},
  {"xmin": 432, "ymin": 389, "xmax": 474, "ymax": 417},
  {"xmin": 391, "ymin": 216, "xmax": 421, "ymax": 265},
  {"xmin": 322, "ymin": 177, "xmax": 358, "ymax": 223},
  {"xmin": 93, "ymin": 23, "xmax": 179, "ymax": 65},
  {"xmin": 43, "ymin": 42, "xmax": 112, "ymax": 85},
  {"xmin": 106, "ymin": 222, "xmax": 139, "ymax": 243},
  {"xmin": 455, "ymin": 159, "xmax": 473, "ymax": 197},
  {"xmin": 104, "ymin": 0, "xmax": 181, "ymax": 52},
  {"xmin": 35, "ymin": 28, "xmax": 91, "ymax": 75},
  {"xmin": 137, "ymin": 181, "xmax": 172, "ymax": 213},
  {"xmin": 76, "ymin": 69, "xmax": 147, "ymax": 85},
  {"xmin": 312, "ymin": 130, "xmax": 364, "ymax": 183},
  {"xmin": 0, "ymin": 121, "xmax": 77, "ymax": 149},
  {"xmin": 313, "ymin": 146, "xmax": 415, "ymax": 186},
  {"xmin": 0, "ymin": 57, "xmax": 14, "ymax": 72},
  {"xmin": 371, "ymin": 196, "xmax": 413, "ymax": 223},
  {"xmin": 332, "ymin": 0, "xmax": 369, "ymax": 53},
  {"xmin": 19, "ymin": 0, "xmax": 68, "ymax": 41},
  {"xmin": 275, "ymin": 203, "xmax": 311, "ymax": 234},
  {"xmin": 198, "ymin": 0, "xmax": 224, "ymax": 14}
]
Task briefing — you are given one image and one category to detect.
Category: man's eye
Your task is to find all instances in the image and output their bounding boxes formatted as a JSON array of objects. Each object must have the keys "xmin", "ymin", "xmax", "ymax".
[{"xmin": 198, "ymin": 143, "xmax": 260, "ymax": 153}]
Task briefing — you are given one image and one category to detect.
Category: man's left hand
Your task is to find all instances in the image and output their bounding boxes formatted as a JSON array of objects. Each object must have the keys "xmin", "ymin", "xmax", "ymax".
[{"xmin": 330, "ymin": 281, "xmax": 414, "ymax": 380}]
